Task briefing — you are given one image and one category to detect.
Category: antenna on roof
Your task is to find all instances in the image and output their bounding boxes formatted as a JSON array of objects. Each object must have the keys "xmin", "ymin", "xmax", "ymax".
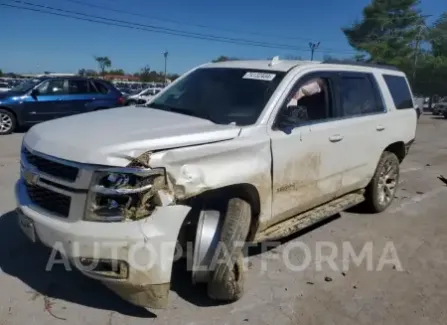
[{"xmin": 269, "ymin": 56, "xmax": 280, "ymax": 67}]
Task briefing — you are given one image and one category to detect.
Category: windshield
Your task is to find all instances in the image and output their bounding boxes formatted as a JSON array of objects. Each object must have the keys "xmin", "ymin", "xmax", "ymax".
[
  {"xmin": 149, "ymin": 68, "xmax": 285, "ymax": 125},
  {"xmin": 10, "ymin": 78, "xmax": 43, "ymax": 93}
]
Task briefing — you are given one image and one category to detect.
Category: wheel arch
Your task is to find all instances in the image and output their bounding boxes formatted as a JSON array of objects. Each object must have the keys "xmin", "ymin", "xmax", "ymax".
[
  {"xmin": 0, "ymin": 106, "xmax": 19, "ymax": 125},
  {"xmin": 186, "ymin": 183, "xmax": 261, "ymax": 242},
  {"xmin": 384, "ymin": 141, "xmax": 406, "ymax": 163}
]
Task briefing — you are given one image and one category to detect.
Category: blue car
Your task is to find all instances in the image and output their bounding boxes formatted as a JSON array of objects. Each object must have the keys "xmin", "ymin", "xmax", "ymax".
[{"xmin": 0, "ymin": 76, "xmax": 126, "ymax": 135}]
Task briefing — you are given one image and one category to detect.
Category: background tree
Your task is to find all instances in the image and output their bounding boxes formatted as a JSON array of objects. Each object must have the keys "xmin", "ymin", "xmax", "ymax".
[
  {"xmin": 106, "ymin": 69, "xmax": 125, "ymax": 75},
  {"xmin": 78, "ymin": 68, "xmax": 98, "ymax": 77},
  {"xmin": 168, "ymin": 73, "xmax": 180, "ymax": 81},
  {"xmin": 135, "ymin": 65, "xmax": 152, "ymax": 82},
  {"xmin": 212, "ymin": 56, "xmax": 239, "ymax": 62},
  {"xmin": 429, "ymin": 13, "xmax": 447, "ymax": 57},
  {"xmin": 94, "ymin": 56, "xmax": 112, "ymax": 76},
  {"xmin": 342, "ymin": 0, "xmax": 424, "ymax": 67},
  {"xmin": 0, "ymin": 69, "xmax": 3, "ymax": 77}
]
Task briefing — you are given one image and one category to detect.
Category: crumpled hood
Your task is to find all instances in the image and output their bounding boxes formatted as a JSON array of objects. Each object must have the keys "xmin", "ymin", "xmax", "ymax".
[{"xmin": 24, "ymin": 106, "xmax": 241, "ymax": 166}]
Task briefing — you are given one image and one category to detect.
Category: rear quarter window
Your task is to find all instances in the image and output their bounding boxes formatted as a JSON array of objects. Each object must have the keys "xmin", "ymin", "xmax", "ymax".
[
  {"xmin": 93, "ymin": 81, "xmax": 110, "ymax": 94},
  {"xmin": 383, "ymin": 75, "xmax": 414, "ymax": 109}
]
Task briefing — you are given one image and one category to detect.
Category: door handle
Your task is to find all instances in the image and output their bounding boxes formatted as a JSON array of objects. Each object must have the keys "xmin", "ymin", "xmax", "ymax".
[
  {"xmin": 376, "ymin": 125, "xmax": 385, "ymax": 131},
  {"xmin": 329, "ymin": 134, "xmax": 344, "ymax": 142}
]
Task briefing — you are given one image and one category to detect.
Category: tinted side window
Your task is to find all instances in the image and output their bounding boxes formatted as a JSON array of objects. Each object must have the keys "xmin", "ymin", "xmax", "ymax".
[
  {"xmin": 383, "ymin": 75, "xmax": 413, "ymax": 109},
  {"xmin": 339, "ymin": 74, "xmax": 382, "ymax": 117},
  {"xmin": 36, "ymin": 79, "xmax": 67, "ymax": 95},
  {"xmin": 94, "ymin": 81, "xmax": 109, "ymax": 94},
  {"xmin": 68, "ymin": 80, "xmax": 92, "ymax": 94}
]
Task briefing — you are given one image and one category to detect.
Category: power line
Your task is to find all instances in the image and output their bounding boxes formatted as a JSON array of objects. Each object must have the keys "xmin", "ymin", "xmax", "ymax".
[
  {"xmin": 58, "ymin": 0, "xmax": 332, "ymax": 44},
  {"xmin": 62, "ymin": 0, "xmax": 432, "ymax": 43},
  {"xmin": 3, "ymin": 0, "xmax": 360, "ymax": 55}
]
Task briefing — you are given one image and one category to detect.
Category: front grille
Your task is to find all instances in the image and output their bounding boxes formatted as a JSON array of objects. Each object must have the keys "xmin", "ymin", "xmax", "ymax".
[
  {"xmin": 23, "ymin": 148, "xmax": 79, "ymax": 182},
  {"xmin": 25, "ymin": 183, "xmax": 71, "ymax": 218}
]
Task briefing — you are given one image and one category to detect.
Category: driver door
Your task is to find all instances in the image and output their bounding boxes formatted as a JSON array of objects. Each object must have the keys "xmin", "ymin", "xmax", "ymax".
[{"xmin": 268, "ymin": 71, "xmax": 348, "ymax": 226}]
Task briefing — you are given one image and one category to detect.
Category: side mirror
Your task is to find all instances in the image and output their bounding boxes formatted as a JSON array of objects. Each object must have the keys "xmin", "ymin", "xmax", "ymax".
[
  {"xmin": 30, "ymin": 89, "xmax": 39, "ymax": 99},
  {"xmin": 273, "ymin": 116, "xmax": 294, "ymax": 135}
]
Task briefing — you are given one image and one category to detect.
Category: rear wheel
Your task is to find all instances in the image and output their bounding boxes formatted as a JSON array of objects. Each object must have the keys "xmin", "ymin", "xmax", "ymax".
[
  {"xmin": 0, "ymin": 109, "xmax": 16, "ymax": 135},
  {"xmin": 363, "ymin": 151, "xmax": 400, "ymax": 213}
]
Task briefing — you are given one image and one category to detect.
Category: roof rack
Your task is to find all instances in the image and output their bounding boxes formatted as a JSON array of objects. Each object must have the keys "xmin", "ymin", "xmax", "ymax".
[{"xmin": 322, "ymin": 59, "xmax": 399, "ymax": 71}]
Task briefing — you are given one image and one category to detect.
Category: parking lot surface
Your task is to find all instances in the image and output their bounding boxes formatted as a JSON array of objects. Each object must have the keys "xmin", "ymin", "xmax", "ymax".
[{"xmin": 1, "ymin": 114, "xmax": 447, "ymax": 325}]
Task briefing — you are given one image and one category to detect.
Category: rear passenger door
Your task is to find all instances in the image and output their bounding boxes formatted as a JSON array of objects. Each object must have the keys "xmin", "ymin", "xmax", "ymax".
[
  {"xmin": 63, "ymin": 79, "xmax": 98, "ymax": 115},
  {"xmin": 331, "ymin": 71, "xmax": 390, "ymax": 196}
]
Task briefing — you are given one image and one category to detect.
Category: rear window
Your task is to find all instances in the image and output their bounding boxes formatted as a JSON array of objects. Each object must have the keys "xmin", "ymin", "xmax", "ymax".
[
  {"xmin": 93, "ymin": 81, "xmax": 110, "ymax": 94},
  {"xmin": 383, "ymin": 75, "xmax": 414, "ymax": 109}
]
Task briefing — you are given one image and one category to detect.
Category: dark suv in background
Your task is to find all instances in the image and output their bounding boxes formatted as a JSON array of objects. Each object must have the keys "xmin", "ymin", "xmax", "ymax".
[{"xmin": 0, "ymin": 76, "xmax": 125, "ymax": 135}]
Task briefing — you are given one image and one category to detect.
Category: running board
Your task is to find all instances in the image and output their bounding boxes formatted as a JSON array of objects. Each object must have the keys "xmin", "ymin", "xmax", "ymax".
[{"xmin": 254, "ymin": 191, "xmax": 365, "ymax": 243}]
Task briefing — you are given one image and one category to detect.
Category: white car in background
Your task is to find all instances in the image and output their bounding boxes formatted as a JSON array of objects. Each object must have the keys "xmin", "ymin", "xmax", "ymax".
[
  {"xmin": 126, "ymin": 87, "xmax": 163, "ymax": 105},
  {"xmin": 0, "ymin": 82, "xmax": 11, "ymax": 92}
]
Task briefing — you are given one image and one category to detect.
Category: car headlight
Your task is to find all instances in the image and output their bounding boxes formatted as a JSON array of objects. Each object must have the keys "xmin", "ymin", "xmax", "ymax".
[{"xmin": 85, "ymin": 167, "xmax": 165, "ymax": 222}]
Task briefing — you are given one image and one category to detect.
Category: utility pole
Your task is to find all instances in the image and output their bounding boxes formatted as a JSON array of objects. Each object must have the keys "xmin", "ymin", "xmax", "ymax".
[
  {"xmin": 163, "ymin": 50, "xmax": 168, "ymax": 86},
  {"xmin": 412, "ymin": 16, "xmax": 432, "ymax": 83},
  {"xmin": 309, "ymin": 42, "xmax": 320, "ymax": 61},
  {"xmin": 412, "ymin": 24, "xmax": 427, "ymax": 83}
]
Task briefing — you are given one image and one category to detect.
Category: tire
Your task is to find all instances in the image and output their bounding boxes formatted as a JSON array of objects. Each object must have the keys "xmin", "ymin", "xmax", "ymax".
[
  {"xmin": 363, "ymin": 151, "xmax": 400, "ymax": 213},
  {"xmin": 126, "ymin": 100, "xmax": 137, "ymax": 106},
  {"xmin": 0, "ymin": 109, "xmax": 16, "ymax": 135},
  {"xmin": 207, "ymin": 198, "xmax": 251, "ymax": 302}
]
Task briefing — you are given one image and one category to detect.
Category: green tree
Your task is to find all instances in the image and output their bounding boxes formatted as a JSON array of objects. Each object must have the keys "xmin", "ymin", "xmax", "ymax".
[
  {"xmin": 342, "ymin": 0, "xmax": 424, "ymax": 67},
  {"xmin": 136, "ymin": 65, "xmax": 152, "ymax": 82},
  {"xmin": 322, "ymin": 54, "xmax": 366, "ymax": 62},
  {"xmin": 78, "ymin": 69, "xmax": 97, "ymax": 77},
  {"xmin": 212, "ymin": 56, "xmax": 239, "ymax": 62},
  {"xmin": 168, "ymin": 73, "xmax": 180, "ymax": 81},
  {"xmin": 429, "ymin": 12, "xmax": 447, "ymax": 57},
  {"xmin": 412, "ymin": 54, "xmax": 447, "ymax": 97},
  {"xmin": 107, "ymin": 69, "xmax": 125, "ymax": 75},
  {"xmin": 94, "ymin": 56, "xmax": 112, "ymax": 76},
  {"xmin": 0, "ymin": 69, "xmax": 3, "ymax": 76}
]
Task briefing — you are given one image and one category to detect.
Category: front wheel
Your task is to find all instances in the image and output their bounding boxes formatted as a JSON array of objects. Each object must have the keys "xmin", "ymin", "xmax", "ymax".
[
  {"xmin": 363, "ymin": 151, "xmax": 400, "ymax": 213},
  {"xmin": 207, "ymin": 198, "xmax": 251, "ymax": 302},
  {"xmin": 0, "ymin": 109, "xmax": 16, "ymax": 135}
]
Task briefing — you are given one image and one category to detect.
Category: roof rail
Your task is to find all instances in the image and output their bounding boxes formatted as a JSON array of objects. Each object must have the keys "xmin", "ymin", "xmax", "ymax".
[{"xmin": 322, "ymin": 59, "xmax": 399, "ymax": 71}]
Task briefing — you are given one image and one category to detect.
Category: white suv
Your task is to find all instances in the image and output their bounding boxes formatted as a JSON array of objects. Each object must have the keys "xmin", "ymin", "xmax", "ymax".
[{"xmin": 16, "ymin": 58, "xmax": 417, "ymax": 309}]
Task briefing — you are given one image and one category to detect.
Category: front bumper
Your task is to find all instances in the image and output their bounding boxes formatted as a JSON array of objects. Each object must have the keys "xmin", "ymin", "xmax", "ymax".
[{"xmin": 15, "ymin": 179, "xmax": 191, "ymax": 308}]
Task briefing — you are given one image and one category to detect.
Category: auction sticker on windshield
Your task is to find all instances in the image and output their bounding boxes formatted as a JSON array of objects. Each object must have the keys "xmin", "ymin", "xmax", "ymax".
[{"xmin": 243, "ymin": 72, "xmax": 276, "ymax": 81}]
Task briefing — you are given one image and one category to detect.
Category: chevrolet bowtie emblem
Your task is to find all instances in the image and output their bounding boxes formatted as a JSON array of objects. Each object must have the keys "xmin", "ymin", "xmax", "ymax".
[{"xmin": 23, "ymin": 168, "xmax": 39, "ymax": 186}]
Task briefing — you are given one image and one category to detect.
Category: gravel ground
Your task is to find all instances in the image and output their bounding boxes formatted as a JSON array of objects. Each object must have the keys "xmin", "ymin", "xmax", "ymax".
[{"xmin": 1, "ymin": 114, "xmax": 447, "ymax": 325}]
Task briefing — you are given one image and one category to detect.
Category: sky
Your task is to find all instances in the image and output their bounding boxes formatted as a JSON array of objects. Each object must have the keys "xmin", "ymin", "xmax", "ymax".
[{"xmin": 0, "ymin": 0, "xmax": 444, "ymax": 74}]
